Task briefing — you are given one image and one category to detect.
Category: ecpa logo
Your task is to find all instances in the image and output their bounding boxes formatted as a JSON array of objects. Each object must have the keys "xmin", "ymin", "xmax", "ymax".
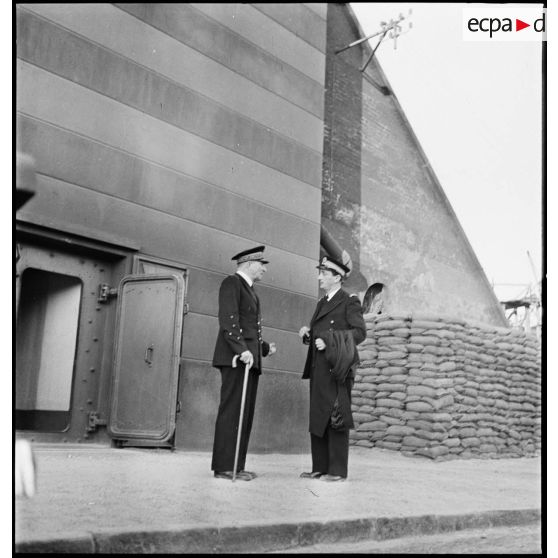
[{"xmin": 463, "ymin": 8, "xmax": 546, "ymax": 42}]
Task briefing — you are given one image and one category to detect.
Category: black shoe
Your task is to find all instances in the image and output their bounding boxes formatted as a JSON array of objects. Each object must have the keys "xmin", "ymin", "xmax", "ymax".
[
  {"xmin": 213, "ymin": 471, "xmax": 252, "ymax": 481},
  {"xmin": 320, "ymin": 474, "xmax": 346, "ymax": 482},
  {"xmin": 240, "ymin": 470, "xmax": 257, "ymax": 479},
  {"xmin": 300, "ymin": 471, "xmax": 324, "ymax": 479}
]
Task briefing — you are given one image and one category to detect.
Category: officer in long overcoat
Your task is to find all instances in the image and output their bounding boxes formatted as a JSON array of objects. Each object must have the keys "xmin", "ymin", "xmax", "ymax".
[
  {"xmin": 299, "ymin": 256, "xmax": 366, "ymax": 481},
  {"xmin": 211, "ymin": 246, "xmax": 276, "ymax": 481}
]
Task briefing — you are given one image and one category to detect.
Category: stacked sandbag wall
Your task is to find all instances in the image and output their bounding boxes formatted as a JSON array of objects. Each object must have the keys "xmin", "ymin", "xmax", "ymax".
[{"xmin": 350, "ymin": 313, "xmax": 541, "ymax": 460}]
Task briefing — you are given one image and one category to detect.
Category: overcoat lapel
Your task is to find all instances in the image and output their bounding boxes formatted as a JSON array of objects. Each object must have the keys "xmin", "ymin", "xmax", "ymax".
[
  {"xmin": 312, "ymin": 290, "xmax": 344, "ymax": 324},
  {"xmin": 309, "ymin": 296, "xmax": 327, "ymax": 326},
  {"xmin": 237, "ymin": 274, "xmax": 258, "ymax": 306}
]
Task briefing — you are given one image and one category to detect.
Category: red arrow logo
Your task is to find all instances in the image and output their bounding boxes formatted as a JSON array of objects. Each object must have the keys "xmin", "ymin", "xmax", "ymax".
[{"xmin": 516, "ymin": 19, "xmax": 530, "ymax": 31}]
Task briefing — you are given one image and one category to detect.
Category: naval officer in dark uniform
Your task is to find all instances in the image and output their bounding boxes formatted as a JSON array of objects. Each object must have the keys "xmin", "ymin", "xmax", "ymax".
[
  {"xmin": 299, "ymin": 256, "xmax": 366, "ymax": 482},
  {"xmin": 211, "ymin": 246, "xmax": 276, "ymax": 481}
]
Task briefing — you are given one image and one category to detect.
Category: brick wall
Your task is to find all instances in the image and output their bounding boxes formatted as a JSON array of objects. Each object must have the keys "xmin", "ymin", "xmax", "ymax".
[
  {"xmin": 351, "ymin": 313, "xmax": 541, "ymax": 460},
  {"xmin": 322, "ymin": 3, "xmax": 363, "ymax": 288},
  {"xmin": 324, "ymin": 4, "xmax": 507, "ymax": 326}
]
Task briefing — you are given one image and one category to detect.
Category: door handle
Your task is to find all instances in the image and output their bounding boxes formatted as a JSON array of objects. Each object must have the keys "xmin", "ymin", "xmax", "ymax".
[{"xmin": 144, "ymin": 344, "xmax": 154, "ymax": 367}]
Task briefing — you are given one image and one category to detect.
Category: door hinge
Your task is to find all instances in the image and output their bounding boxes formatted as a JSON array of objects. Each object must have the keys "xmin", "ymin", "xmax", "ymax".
[
  {"xmin": 176, "ymin": 400, "xmax": 182, "ymax": 414},
  {"xmin": 183, "ymin": 302, "xmax": 189, "ymax": 315},
  {"xmin": 98, "ymin": 283, "xmax": 118, "ymax": 303},
  {"xmin": 87, "ymin": 411, "xmax": 107, "ymax": 432}
]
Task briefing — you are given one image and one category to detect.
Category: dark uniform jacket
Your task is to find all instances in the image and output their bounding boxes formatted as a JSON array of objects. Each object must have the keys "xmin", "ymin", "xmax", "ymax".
[
  {"xmin": 302, "ymin": 289, "xmax": 366, "ymax": 436},
  {"xmin": 212, "ymin": 273, "xmax": 269, "ymax": 374}
]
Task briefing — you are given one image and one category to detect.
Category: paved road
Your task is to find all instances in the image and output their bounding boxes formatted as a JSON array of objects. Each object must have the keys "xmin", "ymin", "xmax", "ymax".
[{"xmin": 264, "ymin": 523, "xmax": 542, "ymax": 554}]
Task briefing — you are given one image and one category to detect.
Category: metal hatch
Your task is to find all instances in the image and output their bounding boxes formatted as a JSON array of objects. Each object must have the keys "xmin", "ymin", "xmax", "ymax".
[{"xmin": 108, "ymin": 274, "xmax": 184, "ymax": 444}]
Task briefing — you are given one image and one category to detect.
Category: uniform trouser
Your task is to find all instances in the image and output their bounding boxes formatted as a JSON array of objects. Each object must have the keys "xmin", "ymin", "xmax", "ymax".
[
  {"xmin": 310, "ymin": 426, "xmax": 350, "ymax": 478},
  {"xmin": 211, "ymin": 366, "xmax": 259, "ymax": 472}
]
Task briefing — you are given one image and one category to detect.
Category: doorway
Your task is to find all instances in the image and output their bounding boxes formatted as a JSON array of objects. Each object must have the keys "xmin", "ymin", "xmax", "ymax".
[
  {"xmin": 15, "ymin": 238, "xmax": 124, "ymax": 442},
  {"xmin": 16, "ymin": 269, "xmax": 82, "ymax": 431}
]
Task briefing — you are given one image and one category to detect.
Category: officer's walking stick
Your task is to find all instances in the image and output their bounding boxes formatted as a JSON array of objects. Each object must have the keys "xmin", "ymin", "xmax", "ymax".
[{"xmin": 232, "ymin": 360, "xmax": 251, "ymax": 482}]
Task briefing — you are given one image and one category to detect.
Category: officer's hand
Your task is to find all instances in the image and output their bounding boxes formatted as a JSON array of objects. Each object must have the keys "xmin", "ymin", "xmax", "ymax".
[
  {"xmin": 268, "ymin": 342, "xmax": 277, "ymax": 355},
  {"xmin": 315, "ymin": 338, "xmax": 326, "ymax": 351},
  {"xmin": 299, "ymin": 326, "xmax": 310, "ymax": 339},
  {"xmin": 240, "ymin": 350, "xmax": 254, "ymax": 368}
]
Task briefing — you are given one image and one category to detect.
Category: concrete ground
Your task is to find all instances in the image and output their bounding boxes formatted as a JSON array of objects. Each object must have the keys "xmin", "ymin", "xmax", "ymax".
[{"xmin": 15, "ymin": 444, "xmax": 541, "ymax": 553}]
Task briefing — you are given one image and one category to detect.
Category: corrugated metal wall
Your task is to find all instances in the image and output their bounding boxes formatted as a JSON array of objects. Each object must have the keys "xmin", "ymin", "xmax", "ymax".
[{"xmin": 16, "ymin": 3, "xmax": 328, "ymax": 451}]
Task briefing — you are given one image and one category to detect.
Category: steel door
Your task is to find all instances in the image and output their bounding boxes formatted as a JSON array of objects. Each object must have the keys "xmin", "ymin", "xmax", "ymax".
[{"xmin": 108, "ymin": 274, "xmax": 185, "ymax": 444}]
